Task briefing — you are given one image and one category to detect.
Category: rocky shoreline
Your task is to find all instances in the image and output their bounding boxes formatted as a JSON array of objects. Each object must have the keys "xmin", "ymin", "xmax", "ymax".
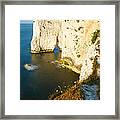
[
  {"xmin": 49, "ymin": 56, "xmax": 100, "ymax": 100},
  {"xmin": 49, "ymin": 78, "xmax": 100, "ymax": 100},
  {"xmin": 49, "ymin": 80, "xmax": 82, "ymax": 100}
]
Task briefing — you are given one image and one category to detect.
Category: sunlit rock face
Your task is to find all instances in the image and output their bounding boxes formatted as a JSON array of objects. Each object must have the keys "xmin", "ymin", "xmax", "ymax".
[
  {"xmin": 31, "ymin": 20, "xmax": 62, "ymax": 53},
  {"xmin": 60, "ymin": 20, "xmax": 100, "ymax": 80},
  {"xmin": 31, "ymin": 20, "xmax": 100, "ymax": 81}
]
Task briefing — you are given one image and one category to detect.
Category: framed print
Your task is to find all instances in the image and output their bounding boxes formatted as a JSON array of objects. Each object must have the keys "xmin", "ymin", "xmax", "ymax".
[{"xmin": 0, "ymin": 0, "xmax": 119, "ymax": 119}]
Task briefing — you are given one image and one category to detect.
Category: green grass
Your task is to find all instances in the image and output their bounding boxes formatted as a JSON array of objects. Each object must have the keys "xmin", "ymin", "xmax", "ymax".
[{"xmin": 91, "ymin": 30, "xmax": 100, "ymax": 44}]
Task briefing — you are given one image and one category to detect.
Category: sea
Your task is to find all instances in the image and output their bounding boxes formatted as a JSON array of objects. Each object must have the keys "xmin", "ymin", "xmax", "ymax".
[{"xmin": 20, "ymin": 21, "xmax": 80, "ymax": 100}]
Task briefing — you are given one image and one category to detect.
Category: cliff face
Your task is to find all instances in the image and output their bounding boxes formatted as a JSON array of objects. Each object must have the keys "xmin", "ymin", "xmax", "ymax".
[
  {"xmin": 31, "ymin": 20, "xmax": 62, "ymax": 53},
  {"xmin": 31, "ymin": 20, "xmax": 100, "ymax": 81}
]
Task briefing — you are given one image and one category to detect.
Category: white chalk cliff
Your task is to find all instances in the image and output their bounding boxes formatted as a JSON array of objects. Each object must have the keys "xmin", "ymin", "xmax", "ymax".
[{"xmin": 31, "ymin": 20, "xmax": 100, "ymax": 81}]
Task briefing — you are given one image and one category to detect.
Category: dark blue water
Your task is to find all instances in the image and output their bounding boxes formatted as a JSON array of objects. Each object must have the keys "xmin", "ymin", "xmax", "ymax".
[
  {"xmin": 80, "ymin": 84, "xmax": 99, "ymax": 100},
  {"xmin": 20, "ymin": 21, "xmax": 80, "ymax": 100}
]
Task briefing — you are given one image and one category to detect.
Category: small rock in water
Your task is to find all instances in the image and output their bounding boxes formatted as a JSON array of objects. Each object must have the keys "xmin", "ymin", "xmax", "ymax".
[
  {"xmin": 56, "ymin": 90, "xmax": 59, "ymax": 92},
  {"xmin": 51, "ymin": 61, "xmax": 55, "ymax": 64},
  {"xmin": 58, "ymin": 85, "xmax": 61, "ymax": 88},
  {"xmin": 24, "ymin": 64, "xmax": 39, "ymax": 71},
  {"xmin": 61, "ymin": 91, "xmax": 63, "ymax": 93},
  {"xmin": 74, "ymin": 81, "xmax": 77, "ymax": 84}
]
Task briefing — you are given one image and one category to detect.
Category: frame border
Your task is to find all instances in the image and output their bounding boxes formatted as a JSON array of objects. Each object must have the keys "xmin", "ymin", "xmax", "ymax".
[{"xmin": 0, "ymin": 0, "xmax": 119, "ymax": 119}]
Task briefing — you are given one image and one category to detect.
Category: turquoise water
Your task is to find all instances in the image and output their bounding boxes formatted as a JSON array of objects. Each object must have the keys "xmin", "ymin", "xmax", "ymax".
[{"xmin": 20, "ymin": 21, "xmax": 79, "ymax": 100}]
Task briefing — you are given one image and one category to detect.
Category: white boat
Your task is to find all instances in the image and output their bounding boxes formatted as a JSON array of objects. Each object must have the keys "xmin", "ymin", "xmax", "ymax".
[{"xmin": 24, "ymin": 64, "xmax": 39, "ymax": 71}]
